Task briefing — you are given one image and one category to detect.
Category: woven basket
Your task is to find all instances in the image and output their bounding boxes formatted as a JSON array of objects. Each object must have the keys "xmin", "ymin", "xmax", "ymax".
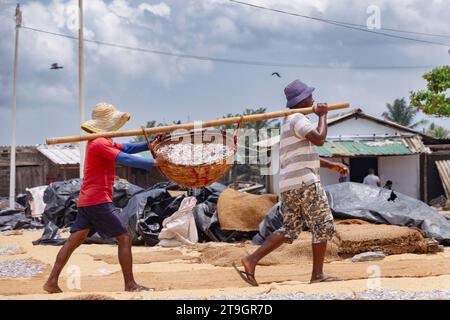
[{"xmin": 150, "ymin": 130, "xmax": 237, "ymax": 188}]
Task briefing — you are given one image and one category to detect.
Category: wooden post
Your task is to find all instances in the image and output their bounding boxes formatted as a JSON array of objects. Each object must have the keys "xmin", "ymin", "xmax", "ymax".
[
  {"xmin": 78, "ymin": 0, "xmax": 86, "ymax": 178},
  {"xmin": 9, "ymin": 4, "xmax": 22, "ymax": 209},
  {"xmin": 423, "ymin": 154, "xmax": 428, "ymax": 203}
]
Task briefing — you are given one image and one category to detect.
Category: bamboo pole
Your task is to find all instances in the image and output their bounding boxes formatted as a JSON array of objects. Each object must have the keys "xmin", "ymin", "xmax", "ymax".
[{"xmin": 46, "ymin": 102, "xmax": 349, "ymax": 145}]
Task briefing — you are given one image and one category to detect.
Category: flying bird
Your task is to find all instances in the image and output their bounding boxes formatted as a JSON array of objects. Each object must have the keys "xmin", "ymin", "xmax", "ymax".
[
  {"xmin": 271, "ymin": 72, "xmax": 281, "ymax": 78},
  {"xmin": 50, "ymin": 63, "xmax": 63, "ymax": 70}
]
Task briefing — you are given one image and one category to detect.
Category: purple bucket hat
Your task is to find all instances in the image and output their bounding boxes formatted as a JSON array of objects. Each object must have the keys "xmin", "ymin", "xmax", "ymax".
[{"xmin": 284, "ymin": 79, "xmax": 315, "ymax": 108}]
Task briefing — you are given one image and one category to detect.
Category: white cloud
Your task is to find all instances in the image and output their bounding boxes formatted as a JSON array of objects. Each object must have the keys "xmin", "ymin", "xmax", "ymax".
[
  {"xmin": 1, "ymin": 0, "xmax": 449, "ymax": 145},
  {"xmin": 138, "ymin": 2, "xmax": 171, "ymax": 18}
]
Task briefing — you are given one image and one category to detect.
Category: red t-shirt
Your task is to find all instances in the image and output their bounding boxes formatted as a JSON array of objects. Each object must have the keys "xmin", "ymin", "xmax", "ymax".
[{"xmin": 77, "ymin": 138, "xmax": 123, "ymax": 207}]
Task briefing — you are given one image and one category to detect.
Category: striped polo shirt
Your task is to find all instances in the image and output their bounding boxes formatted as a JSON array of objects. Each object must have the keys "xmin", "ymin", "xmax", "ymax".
[{"xmin": 279, "ymin": 113, "xmax": 320, "ymax": 193}]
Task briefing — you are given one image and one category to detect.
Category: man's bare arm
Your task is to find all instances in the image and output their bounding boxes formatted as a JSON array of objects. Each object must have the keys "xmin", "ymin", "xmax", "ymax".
[
  {"xmin": 319, "ymin": 158, "xmax": 335, "ymax": 170},
  {"xmin": 305, "ymin": 103, "xmax": 328, "ymax": 146},
  {"xmin": 320, "ymin": 157, "xmax": 349, "ymax": 175}
]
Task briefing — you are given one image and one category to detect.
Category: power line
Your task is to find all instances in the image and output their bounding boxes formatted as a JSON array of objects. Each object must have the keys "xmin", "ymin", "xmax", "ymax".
[
  {"xmin": 111, "ymin": 4, "xmax": 450, "ymax": 44},
  {"xmin": 21, "ymin": 25, "xmax": 439, "ymax": 70},
  {"xmin": 333, "ymin": 21, "xmax": 450, "ymax": 39},
  {"xmin": 111, "ymin": 2, "xmax": 450, "ymax": 41},
  {"xmin": 230, "ymin": 0, "xmax": 450, "ymax": 39},
  {"xmin": 229, "ymin": 0, "xmax": 450, "ymax": 47}
]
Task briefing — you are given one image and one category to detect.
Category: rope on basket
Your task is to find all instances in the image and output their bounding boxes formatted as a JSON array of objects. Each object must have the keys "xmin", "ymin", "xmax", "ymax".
[
  {"xmin": 141, "ymin": 126, "xmax": 151, "ymax": 145},
  {"xmin": 233, "ymin": 116, "xmax": 244, "ymax": 153},
  {"xmin": 230, "ymin": 117, "xmax": 244, "ymax": 172}
]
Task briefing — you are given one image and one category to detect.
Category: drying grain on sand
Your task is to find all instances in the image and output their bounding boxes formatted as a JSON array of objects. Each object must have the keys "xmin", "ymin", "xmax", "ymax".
[
  {"xmin": 198, "ymin": 221, "xmax": 441, "ymax": 268},
  {"xmin": 64, "ymin": 294, "xmax": 115, "ymax": 300},
  {"xmin": 198, "ymin": 234, "xmax": 340, "ymax": 267},
  {"xmin": 92, "ymin": 249, "xmax": 199, "ymax": 264},
  {"xmin": 0, "ymin": 229, "xmax": 449, "ymax": 299}
]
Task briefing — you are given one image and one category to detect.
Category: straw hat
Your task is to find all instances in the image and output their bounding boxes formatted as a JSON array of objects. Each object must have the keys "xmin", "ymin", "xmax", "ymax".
[{"xmin": 81, "ymin": 102, "xmax": 131, "ymax": 133}]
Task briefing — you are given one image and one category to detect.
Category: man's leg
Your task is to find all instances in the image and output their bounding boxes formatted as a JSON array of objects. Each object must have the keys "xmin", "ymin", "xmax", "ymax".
[
  {"xmin": 310, "ymin": 241, "xmax": 334, "ymax": 283},
  {"xmin": 43, "ymin": 229, "xmax": 90, "ymax": 293},
  {"xmin": 240, "ymin": 234, "xmax": 287, "ymax": 286},
  {"xmin": 116, "ymin": 232, "xmax": 150, "ymax": 292},
  {"xmin": 299, "ymin": 182, "xmax": 339, "ymax": 283},
  {"xmin": 239, "ymin": 190, "xmax": 300, "ymax": 286}
]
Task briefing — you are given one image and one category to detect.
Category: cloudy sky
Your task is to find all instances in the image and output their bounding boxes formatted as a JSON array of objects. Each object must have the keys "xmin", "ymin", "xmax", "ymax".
[{"xmin": 0, "ymin": 0, "xmax": 449, "ymax": 145}]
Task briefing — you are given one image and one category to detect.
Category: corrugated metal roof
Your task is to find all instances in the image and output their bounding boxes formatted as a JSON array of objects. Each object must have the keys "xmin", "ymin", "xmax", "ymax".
[
  {"xmin": 316, "ymin": 136, "xmax": 429, "ymax": 157},
  {"xmin": 255, "ymin": 134, "xmax": 429, "ymax": 157},
  {"xmin": 37, "ymin": 144, "xmax": 80, "ymax": 165},
  {"xmin": 139, "ymin": 151, "xmax": 154, "ymax": 159},
  {"xmin": 401, "ymin": 135, "xmax": 431, "ymax": 154},
  {"xmin": 37, "ymin": 144, "xmax": 152, "ymax": 165},
  {"xmin": 37, "ymin": 144, "xmax": 150, "ymax": 165},
  {"xmin": 317, "ymin": 140, "xmax": 411, "ymax": 157},
  {"xmin": 435, "ymin": 160, "xmax": 450, "ymax": 199}
]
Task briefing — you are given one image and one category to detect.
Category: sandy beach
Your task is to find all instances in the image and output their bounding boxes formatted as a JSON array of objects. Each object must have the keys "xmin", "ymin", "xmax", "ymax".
[{"xmin": 1, "ymin": 230, "xmax": 450, "ymax": 300}]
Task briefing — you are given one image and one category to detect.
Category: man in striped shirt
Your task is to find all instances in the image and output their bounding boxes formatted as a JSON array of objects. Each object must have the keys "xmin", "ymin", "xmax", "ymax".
[{"xmin": 234, "ymin": 79, "xmax": 348, "ymax": 286}]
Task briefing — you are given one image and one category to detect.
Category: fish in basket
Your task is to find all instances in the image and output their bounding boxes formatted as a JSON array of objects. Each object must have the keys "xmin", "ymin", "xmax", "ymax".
[{"xmin": 149, "ymin": 129, "xmax": 238, "ymax": 188}]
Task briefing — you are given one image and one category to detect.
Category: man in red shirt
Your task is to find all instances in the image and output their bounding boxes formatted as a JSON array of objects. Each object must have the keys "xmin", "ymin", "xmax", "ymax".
[{"xmin": 44, "ymin": 103, "xmax": 157, "ymax": 293}]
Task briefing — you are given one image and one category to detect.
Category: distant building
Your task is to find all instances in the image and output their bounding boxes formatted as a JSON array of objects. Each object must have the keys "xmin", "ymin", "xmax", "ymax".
[
  {"xmin": 422, "ymin": 138, "xmax": 450, "ymax": 204},
  {"xmin": 0, "ymin": 144, "xmax": 166, "ymax": 197},
  {"xmin": 255, "ymin": 108, "xmax": 437, "ymax": 200}
]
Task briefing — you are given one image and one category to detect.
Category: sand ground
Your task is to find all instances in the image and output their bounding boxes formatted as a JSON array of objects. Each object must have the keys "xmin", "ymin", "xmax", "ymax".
[{"xmin": 1, "ymin": 230, "xmax": 450, "ymax": 300}]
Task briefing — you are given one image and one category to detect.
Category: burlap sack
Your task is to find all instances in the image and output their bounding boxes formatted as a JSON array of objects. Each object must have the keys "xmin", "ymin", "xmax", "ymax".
[
  {"xmin": 334, "ymin": 223, "xmax": 432, "ymax": 256},
  {"xmin": 217, "ymin": 188, "xmax": 278, "ymax": 232}
]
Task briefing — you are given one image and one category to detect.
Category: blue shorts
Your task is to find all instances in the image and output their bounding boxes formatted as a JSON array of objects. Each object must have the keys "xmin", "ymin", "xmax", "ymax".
[{"xmin": 71, "ymin": 202, "xmax": 127, "ymax": 239}]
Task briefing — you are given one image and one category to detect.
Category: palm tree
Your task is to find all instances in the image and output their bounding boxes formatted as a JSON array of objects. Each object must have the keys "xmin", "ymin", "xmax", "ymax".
[
  {"xmin": 219, "ymin": 108, "xmax": 279, "ymax": 183},
  {"xmin": 132, "ymin": 120, "xmax": 158, "ymax": 142},
  {"xmin": 426, "ymin": 123, "xmax": 449, "ymax": 139},
  {"xmin": 241, "ymin": 108, "xmax": 278, "ymax": 131},
  {"xmin": 382, "ymin": 98, "xmax": 428, "ymax": 129},
  {"xmin": 131, "ymin": 120, "xmax": 181, "ymax": 142},
  {"xmin": 220, "ymin": 108, "xmax": 279, "ymax": 135}
]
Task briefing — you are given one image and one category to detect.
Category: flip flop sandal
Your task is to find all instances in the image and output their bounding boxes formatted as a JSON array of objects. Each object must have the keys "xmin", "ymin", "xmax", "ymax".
[
  {"xmin": 232, "ymin": 262, "xmax": 259, "ymax": 287},
  {"xmin": 310, "ymin": 276, "xmax": 341, "ymax": 284},
  {"xmin": 130, "ymin": 286, "xmax": 155, "ymax": 292}
]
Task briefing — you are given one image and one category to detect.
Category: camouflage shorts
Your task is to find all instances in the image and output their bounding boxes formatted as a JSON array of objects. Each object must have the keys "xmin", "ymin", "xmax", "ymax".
[{"xmin": 275, "ymin": 182, "xmax": 335, "ymax": 244}]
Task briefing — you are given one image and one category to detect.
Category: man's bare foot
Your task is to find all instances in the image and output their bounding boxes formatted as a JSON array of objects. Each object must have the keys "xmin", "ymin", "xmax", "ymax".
[
  {"xmin": 43, "ymin": 281, "xmax": 63, "ymax": 294},
  {"xmin": 125, "ymin": 283, "xmax": 154, "ymax": 292},
  {"xmin": 238, "ymin": 257, "xmax": 258, "ymax": 286},
  {"xmin": 310, "ymin": 273, "xmax": 340, "ymax": 284}
]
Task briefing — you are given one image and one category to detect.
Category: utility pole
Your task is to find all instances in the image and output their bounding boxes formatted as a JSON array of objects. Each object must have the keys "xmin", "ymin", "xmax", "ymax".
[
  {"xmin": 9, "ymin": 4, "xmax": 22, "ymax": 209},
  {"xmin": 78, "ymin": 0, "xmax": 85, "ymax": 178}
]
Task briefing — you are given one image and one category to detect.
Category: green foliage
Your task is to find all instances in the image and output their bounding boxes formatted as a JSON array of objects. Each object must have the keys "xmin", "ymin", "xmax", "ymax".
[
  {"xmin": 218, "ymin": 108, "xmax": 279, "ymax": 184},
  {"xmin": 381, "ymin": 98, "xmax": 428, "ymax": 128},
  {"xmin": 426, "ymin": 122, "xmax": 449, "ymax": 139},
  {"xmin": 131, "ymin": 120, "xmax": 181, "ymax": 142},
  {"xmin": 410, "ymin": 66, "xmax": 450, "ymax": 117},
  {"xmin": 220, "ymin": 107, "xmax": 280, "ymax": 132}
]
